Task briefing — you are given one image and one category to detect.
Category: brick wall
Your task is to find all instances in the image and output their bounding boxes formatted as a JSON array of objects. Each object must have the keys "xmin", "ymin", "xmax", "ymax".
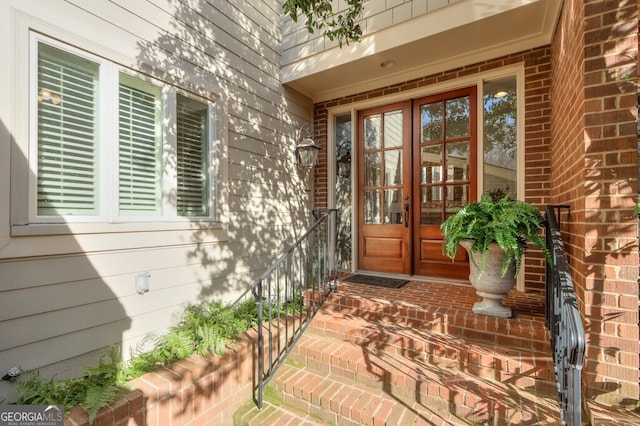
[
  {"xmin": 551, "ymin": 0, "xmax": 639, "ymax": 405},
  {"xmin": 313, "ymin": 46, "xmax": 552, "ymax": 290}
]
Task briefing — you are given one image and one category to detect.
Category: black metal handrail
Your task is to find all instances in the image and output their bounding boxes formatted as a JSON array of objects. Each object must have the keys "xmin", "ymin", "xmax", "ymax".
[
  {"xmin": 232, "ymin": 208, "xmax": 338, "ymax": 408},
  {"xmin": 544, "ymin": 205, "xmax": 586, "ymax": 426}
]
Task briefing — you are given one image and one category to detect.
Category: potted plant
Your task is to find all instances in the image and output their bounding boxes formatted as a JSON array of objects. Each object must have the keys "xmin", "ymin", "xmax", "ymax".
[{"xmin": 441, "ymin": 195, "xmax": 549, "ymax": 318}]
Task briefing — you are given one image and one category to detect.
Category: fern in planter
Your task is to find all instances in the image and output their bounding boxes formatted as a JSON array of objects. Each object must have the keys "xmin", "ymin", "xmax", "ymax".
[
  {"xmin": 13, "ymin": 297, "xmax": 299, "ymax": 420},
  {"xmin": 17, "ymin": 347, "xmax": 128, "ymax": 422},
  {"xmin": 441, "ymin": 195, "xmax": 550, "ymax": 277}
]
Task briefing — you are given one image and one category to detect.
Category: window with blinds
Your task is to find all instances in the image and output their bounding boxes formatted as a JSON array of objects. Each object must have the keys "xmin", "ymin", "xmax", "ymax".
[
  {"xmin": 119, "ymin": 74, "xmax": 163, "ymax": 216},
  {"xmin": 33, "ymin": 37, "xmax": 216, "ymax": 223},
  {"xmin": 177, "ymin": 94, "xmax": 209, "ymax": 217},
  {"xmin": 37, "ymin": 43, "xmax": 100, "ymax": 216}
]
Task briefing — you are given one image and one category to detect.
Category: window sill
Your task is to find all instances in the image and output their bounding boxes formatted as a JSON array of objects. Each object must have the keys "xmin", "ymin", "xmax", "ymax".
[{"xmin": 11, "ymin": 220, "xmax": 225, "ymax": 237}]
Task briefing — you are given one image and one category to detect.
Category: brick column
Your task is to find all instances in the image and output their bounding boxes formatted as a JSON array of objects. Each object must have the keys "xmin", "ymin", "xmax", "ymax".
[{"xmin": 551, "ymin": 0, "xmax": 639, "ymax": 405}]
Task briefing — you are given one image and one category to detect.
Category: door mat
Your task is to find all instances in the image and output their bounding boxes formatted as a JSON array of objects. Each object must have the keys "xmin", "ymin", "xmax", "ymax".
[{"xmin": 342, "ymin": 274, "xmax": 409, "ymax": 289}]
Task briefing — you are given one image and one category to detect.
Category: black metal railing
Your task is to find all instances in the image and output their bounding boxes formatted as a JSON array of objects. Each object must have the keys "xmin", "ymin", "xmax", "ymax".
[
  {"xmin": 232, "ymin": 208, "xmax": 338, "ymax": 408},
  {"xmin": 544, "ymin": 205, "xmax": 586, "ymax": 426}
]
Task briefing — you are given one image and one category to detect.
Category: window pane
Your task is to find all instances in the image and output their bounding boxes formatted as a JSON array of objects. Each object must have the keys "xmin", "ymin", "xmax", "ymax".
[
  {"xmin": 364, "ymin": 190, "xmax": 381, "ymax": 224},
  {"xmin": 420, "ymin": 145, "xmax": 443, "ymax": 184},
  {"xmin": 177, "ymin": 94, "xmax": 210, "ymax": 217},
  {"xmin": 384, "ymin": 189, "xmax": 403, "ymax": 224},
  {"xmin": 446, "ymin": 184, "xmax": 469, "ymax": 217},
  {"xmin": 364, "ymin": 152, "xmax": 381, "ymax": 187},
  {"xmin": 420, "ymin": 186, "xmax": 442, "ymax": 225},
  {"xmin": 119, "ymin": 73, "xmax": 163, "ymax": 216},
  {"xmin": 446, "ymin": 141, "xmax": 469, "ymax": 182},
  {"xmin": 445, "ymin": 96, "xmax": 470, "ymax": 139},
  {"xmin": 364, "ymin": 114, "xmax": 381, "ymax": 150},
  {"xmin": 420, "ymin": 103, "xmax": 443, "ymax": 142},
  {"xmin": 384, "ymin": 150, "xmax": 402, "ymax": 186},
  {"xmin": 483, "ymin": 77, "xmax": 517, "ymax": 200},
  {"xmin": 37, "ymin": 43, "xmax": 100, "ymax": 216},
  {"xmin": 384, "ymin": 110, "xmax": 402, "ymax": 148}
]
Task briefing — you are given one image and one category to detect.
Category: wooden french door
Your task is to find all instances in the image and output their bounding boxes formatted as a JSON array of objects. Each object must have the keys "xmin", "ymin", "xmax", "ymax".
[
  {"xmin": 358, "ymin": 102, "xmax": 412, "ymax": 274},
  {"xmin": 412, "ymin": 87, "xmax": 477, "ymax": 279},
  {"xmin": 358, "ymin": 87, "xmax": 477, "ymax": 279}
]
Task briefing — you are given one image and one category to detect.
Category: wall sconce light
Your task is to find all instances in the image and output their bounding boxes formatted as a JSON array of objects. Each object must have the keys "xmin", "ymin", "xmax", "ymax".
[{"xmin": 295, "ymin": 123, "xmax": 320, "ymax": 170}]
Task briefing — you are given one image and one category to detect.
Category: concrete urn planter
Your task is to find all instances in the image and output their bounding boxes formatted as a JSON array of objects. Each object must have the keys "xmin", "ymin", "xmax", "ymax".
[{"xmin": 460, "ymin": 240, "xmax": 516, "ymax": 318}]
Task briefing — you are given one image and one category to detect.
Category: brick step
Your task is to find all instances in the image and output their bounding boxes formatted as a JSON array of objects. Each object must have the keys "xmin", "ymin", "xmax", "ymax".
[
  {"xmin": 287, "ymin": 330, "xmax": 561, "ymax": 424},
  {"xmin": 272, "ymin": 361, "xmax": 465, "ymax": 426},
  {"xmin": 233, "ymin": 397, "xmax": 331, "ymax": 426},
  {"xmin": 321, "ymin": 290, "xmax": 551, "ymax": 353},
  {"xmin": 306, "ymin": 309, "xmax": 556, "ymax": 391}
]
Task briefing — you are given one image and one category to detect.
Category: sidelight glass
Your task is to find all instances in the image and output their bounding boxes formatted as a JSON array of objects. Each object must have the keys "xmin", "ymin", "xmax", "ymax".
[
  {"xmin": 334, "ymin": 113, "xmax": 352, "ymax": 270},
  {"xmin": 483, "ymin": 77, "xmax": 517, "ymax": 199}
]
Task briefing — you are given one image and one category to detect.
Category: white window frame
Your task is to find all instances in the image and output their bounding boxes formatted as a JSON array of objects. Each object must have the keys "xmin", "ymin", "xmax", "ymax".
[{"xmin": 27, "ymin": 33, "xmax": 218, "ymax": 226}]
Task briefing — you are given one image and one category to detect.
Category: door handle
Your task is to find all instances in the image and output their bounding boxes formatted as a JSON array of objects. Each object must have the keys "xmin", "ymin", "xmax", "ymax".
[{"xmin": 403, "ymin": 201, "xmax": 410, "ymax": 228}]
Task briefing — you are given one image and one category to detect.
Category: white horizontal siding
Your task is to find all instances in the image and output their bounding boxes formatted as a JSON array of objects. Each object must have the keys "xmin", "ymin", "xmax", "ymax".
[
  {"xmin": 0, "ymin": 0, "xmax": 313, "ymax": 400},
  {"xmin": 281, "ymin": 0, "xmax": 462, "ymax": 65}
]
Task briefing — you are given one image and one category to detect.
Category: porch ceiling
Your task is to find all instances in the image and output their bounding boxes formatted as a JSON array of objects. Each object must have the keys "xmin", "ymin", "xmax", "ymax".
[{"xmin": 281, "ymin": 0, "xmax": 562, "ymax": 102}]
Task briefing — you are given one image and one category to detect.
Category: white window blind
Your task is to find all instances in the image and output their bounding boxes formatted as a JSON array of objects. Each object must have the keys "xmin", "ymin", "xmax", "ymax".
[
  {"xmin": 32, "ymin": 36, "xmax": 217, "ymax": 224},
  {"xmin": 118, "ymin": 74, "xmax": 163, "ymax": 216},
  {"xmin": 37, "ymin": 43, "xmax": 99, "ymax": 216},
  {"xmin": 176, "ymin": 94, "xmax": 209, "ymax": 217}
]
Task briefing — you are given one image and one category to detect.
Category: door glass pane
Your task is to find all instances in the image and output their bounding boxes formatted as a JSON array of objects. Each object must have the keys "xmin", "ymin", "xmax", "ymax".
[
  {"xmin": 446, "ymin": 96, "xmax": 469, "ymax": 139},
  {"xmin": 384, "ymin": 110, "xmax": 403, "ymax": 147},
  {"xmin": 335, "ymin": 113, "xmax": 352, "ymax": 270},
  {"xmin": 445, "ymin": 185, "xmax": 469, "ymax": 218},
  {"xmin": 420, "ymin": 103, "xmax": 443, "ymax": 142},
  {"xmin": 385, "ymin": 150, "xmax": 402, "ymax": 186},
  {"xmin": 484, "ymin": 77, "xmax": 517, "ymax": 200},
  {"xmin": 384, "ymin": 189, "xmax": 403, "ymax": 224},
  {"xmin": 420, "ymin": 186, "xmax": 442, "ymax": 225},
  {"xmin": 446, "ymin": 141, "xmax": 469, "ymax": 182},
  {"xmin": 364, "ymin": 152, "xmax": 381, "ymax": 186},
  {"xmin": 364, "ymin": 190, "xmax": 381, "ymax": 224},
  {"xmin": 421, "ymin": 145, "xmax": 443, "ymax": 184},
  {"xmin": 364, "ymin": 114, "xmax": 381, "ymax": 150}
]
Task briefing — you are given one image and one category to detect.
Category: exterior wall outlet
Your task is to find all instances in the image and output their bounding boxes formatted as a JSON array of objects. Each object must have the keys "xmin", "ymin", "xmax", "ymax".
[{"xmin": 135, "ymin": 272, "xmax": 150, "ymax": 294}]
